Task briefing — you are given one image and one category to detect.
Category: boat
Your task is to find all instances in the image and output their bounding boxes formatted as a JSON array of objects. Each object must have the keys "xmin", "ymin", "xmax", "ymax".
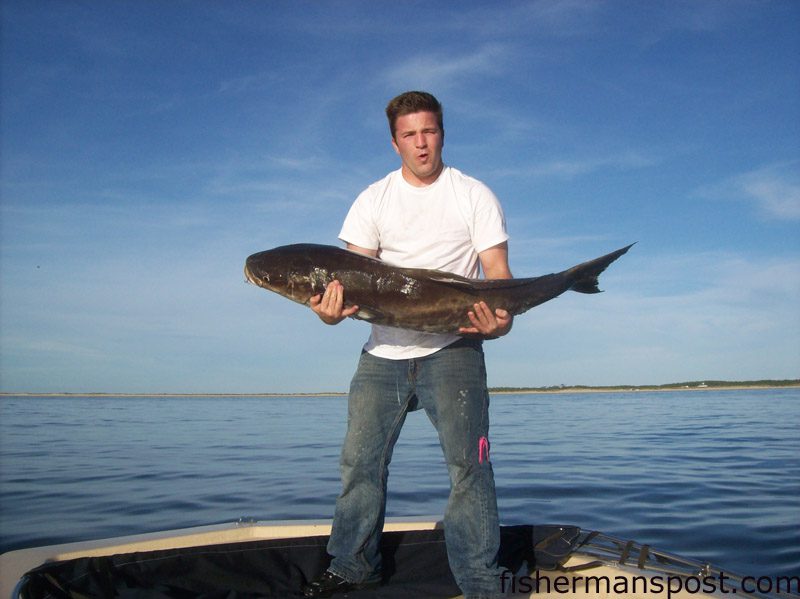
[{"xmin": 1, "ymin": 517, "xmax": 797, "ymax": 598}]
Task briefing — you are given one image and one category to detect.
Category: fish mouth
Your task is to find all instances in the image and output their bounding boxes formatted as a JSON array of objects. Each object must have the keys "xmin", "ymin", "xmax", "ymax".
[{"xmin": 243, "ymin": 263, "xmax": 261, "ymax": 286}]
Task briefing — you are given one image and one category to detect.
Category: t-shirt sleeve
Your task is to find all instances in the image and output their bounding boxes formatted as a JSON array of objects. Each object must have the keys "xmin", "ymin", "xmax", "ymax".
[
  {"xmin": 469, "ymin": 182, "xmax": 509, "ymax": 253},
  {"xmin": 338, "ymin": 189, "xmax": 380, "ymax": 250}
]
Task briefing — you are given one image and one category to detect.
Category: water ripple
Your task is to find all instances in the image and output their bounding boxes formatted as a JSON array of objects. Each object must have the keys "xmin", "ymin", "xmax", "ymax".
[{"xmin": 1, "ymin": 390, "xmax": 798, "ymax": 578}]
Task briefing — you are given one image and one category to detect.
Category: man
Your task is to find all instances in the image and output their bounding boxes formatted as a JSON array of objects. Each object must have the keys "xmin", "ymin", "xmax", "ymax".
[{"xmin": 303, "ymin": 91, "xmax": 513, "ymax": 599}]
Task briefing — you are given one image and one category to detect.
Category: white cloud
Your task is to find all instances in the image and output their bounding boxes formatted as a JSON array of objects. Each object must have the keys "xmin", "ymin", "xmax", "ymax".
[
  {"xmin": 218, "ymin": 72, "xmax": 273, "ymax": 95},
  {"xmin": 697, "ymin": 162, "xmax": 800, "ymax": 221},
  {"xmin": 493, "ymin": 151, "xmax": 658, "ymax": 180},
  {"xmin": 447, "ymin": 0, "xmax": 603, "ymax": 38},
  {"xmin": 738, "ymin": 166, "xmax": 800, "ymax": 221},
  {"xmin": 382, "ymin": 44, "xmax": 510, "ymax": 91}
]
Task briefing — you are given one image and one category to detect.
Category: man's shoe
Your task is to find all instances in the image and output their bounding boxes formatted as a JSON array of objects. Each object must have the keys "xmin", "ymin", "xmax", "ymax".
[{"xmin": 302, "ymin": 570, "xmax": 379, "ymax": 598}]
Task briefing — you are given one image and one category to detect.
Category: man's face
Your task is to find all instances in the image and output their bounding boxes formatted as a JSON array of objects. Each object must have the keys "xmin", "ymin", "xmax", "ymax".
[{"xmin": 391, "ymin": 111, "xmax": 444, "ymax": 187}]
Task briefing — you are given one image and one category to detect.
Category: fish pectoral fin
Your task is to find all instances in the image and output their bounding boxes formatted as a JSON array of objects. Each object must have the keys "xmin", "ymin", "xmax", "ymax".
[{"xmin": 354, "ymin": 306, "xmax": 386, "ymax": 322}]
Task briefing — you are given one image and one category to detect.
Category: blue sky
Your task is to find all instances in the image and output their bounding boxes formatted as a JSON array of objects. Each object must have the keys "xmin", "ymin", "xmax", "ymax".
[{"xmin": 1, "ymin": 1, "xmax": 798, "ymax": 394}]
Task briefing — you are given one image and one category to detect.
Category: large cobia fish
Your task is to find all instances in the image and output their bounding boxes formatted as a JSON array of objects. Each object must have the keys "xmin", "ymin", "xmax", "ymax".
[{"xmin": 244, "ymin": 243, "xmax": 633, "ymax": 334}]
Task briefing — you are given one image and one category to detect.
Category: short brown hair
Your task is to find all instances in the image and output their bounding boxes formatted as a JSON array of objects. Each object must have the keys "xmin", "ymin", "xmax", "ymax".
[{"xmin": 385, "ymin": 91, "xmax": 443, "ymax": 139}]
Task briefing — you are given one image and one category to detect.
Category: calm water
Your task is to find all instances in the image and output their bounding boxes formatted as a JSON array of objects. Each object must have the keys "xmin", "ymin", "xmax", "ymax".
[{"xmin": 1, "ymin": 390, "xmax": 798, "ymax": 580}]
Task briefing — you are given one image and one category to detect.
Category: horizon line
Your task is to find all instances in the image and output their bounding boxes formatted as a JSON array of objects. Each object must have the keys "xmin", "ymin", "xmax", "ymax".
[{"xmin": 2, "ymin": 379, "xmax": 798, "ymax": 398}]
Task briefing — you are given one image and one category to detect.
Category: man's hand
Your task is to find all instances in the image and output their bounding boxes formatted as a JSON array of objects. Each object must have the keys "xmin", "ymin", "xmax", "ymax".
[
  {"xmin": 458, "ymin": 301, "xmax": 513, "ymax": 339},
  {"xmin": 310, "ymin": 280, "xmax": 360, "ymax": 325},
  {"xmin": 460, "ymin": 241, "xmax": 515, "ymax": 339}
]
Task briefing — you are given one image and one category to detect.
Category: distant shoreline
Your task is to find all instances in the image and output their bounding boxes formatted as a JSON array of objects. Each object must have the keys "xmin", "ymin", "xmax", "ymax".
[
  {"xmin": 491, "ymin": 383, "xmax": 800, "ymax": 395},
  {"xmin": 0, "ymin": 392, "xmax": 347, "ymax": 398},
  {"xmin": 2, "ymin": 381, "xmax": 798, "ymax": 398}
]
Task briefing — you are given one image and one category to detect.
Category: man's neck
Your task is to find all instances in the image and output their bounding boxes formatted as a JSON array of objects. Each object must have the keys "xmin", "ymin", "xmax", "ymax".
[{"xmin": 400, "ymin": 162, "xmax": 444, "ymax": 187}]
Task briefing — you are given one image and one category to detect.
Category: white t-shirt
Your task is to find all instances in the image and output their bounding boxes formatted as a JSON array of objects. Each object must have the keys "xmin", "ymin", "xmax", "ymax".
[{"xmin": 339, "ymin": 166, "xmax": 509, "ymax": 360}]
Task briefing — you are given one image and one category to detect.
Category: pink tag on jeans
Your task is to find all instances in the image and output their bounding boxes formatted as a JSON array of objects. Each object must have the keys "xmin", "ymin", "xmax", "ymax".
[{"xmin": 478, "ymin": 436, "xmax": 490, "ymax": 464}]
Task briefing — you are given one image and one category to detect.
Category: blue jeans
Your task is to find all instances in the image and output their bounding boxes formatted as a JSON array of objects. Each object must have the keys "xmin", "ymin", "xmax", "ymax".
[{"xmin": 327, "ymin": 338, "xmax": 503, "ymax": 599}]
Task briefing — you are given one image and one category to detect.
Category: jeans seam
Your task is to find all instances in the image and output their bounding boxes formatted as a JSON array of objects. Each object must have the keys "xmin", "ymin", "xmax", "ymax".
[{"xmin": 355, "ymin": 382, "xmax": 413, "ymax": 577}]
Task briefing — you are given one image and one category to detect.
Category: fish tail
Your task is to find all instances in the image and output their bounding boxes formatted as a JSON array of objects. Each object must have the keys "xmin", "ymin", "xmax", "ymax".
[{"xmin": 569, "ymin": 243, "xmax": 635, "ymax": 294}]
